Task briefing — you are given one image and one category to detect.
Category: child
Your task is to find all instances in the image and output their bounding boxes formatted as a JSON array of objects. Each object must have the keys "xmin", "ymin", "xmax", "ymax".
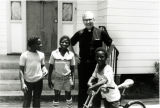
[
  {"xmin": 48, "ymin": 35, "xmax": 75, "ymax": 108},
  {"xmin": 87, "ymin": 47, "xmax": 120, "ymax": 108},
  {"xmin": 19, "ymin": 37, "xmax": 48, "ymax": 108}
]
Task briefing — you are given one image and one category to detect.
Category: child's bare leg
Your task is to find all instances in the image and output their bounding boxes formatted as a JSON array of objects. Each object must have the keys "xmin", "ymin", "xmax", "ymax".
[
  {"xmin": 53, "ymin": 89, "xmax": 61, "ymax": 107},
  {"xmin": 65, "ymin": 91, "xmax": 72, "ymax": 108}
]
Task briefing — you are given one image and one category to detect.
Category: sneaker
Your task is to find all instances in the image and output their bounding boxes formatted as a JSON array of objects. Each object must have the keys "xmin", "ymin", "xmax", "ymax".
[
  {"xmin": 53, "ymin": 101, "xmax": 59, "ymax": 108},
  {"xmin": 66, "ymin": 98, "xmax": 72, "ymax": 108}
]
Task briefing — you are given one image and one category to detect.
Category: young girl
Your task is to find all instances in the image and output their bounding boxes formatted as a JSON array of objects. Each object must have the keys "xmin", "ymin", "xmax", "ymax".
[
  {"xmin": 48, "ymin": 35, "xmax": 75, "ymax": 108},
  {"xmin": 88, "ymin": 47, "xmax": 120, "ymax": 108}
]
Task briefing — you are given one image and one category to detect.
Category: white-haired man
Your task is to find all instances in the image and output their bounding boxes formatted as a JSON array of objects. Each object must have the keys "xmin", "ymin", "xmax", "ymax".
[{"xmin": 71, "ymin": 11, "xmax": 113, "ymax": 108}]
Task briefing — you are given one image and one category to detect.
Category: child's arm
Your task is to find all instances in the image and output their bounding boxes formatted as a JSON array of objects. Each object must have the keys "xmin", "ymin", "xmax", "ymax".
[
  {"xmin": 70, "ymin": 65, "xmax": 75, "ymax": 77},
  {"xmin": 87, "ymin": 76, "xmax": 95, "ymax": 87},
  {"xmin": 48, "ymin": 64, "xmax": 54, "ymax": 89},
  {"xmin": 19, "ymin": 66, "xmax": 28, "ymax": 93},
  {"xmin": 88, "ymin": 78, "xmax": 108, "ymax": 91},
  {"xmin": 41, "ymin": 54, "xmax": 48, "ymax": 78},
  {"xmin": 70, "ymin": 65, "xmax": 75, "ymax": 86}
]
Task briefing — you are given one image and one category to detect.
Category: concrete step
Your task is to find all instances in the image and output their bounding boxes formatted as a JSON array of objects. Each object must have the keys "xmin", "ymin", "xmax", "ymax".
[
  {"xmin": 0, "ymin": 90, "xmax": 78, "ymax": 102},
  {"xmin": 0, "ymin": 79, "xmax": 79, "ymax": 91},
  {"xmin": 0, "ymin": 62, "xmax": 19, "ymax": 69},
  {"xmin": 0, "ymin": 55, "xmax": 20, "ymax": 62},
  {"xmin": 0, "ymin": 55, "xmax": 79, "ymax": 102},
  {"xmin": 0, "ymin": 69, "xmax": 19, "ymax": 80},
  {"xmin": 0, "ymin": 90, "xmax": 78, "ymax": 96},
  {"xmin": 0, "ymin": 69, "xmax": 78, "ymax": 80},
  {"xmin": 0, "ymin": 62, "xmax": 50, "ymax": 69},
  {"xmin": 0, "ymin": 55, "xmax": 19, "ymax": 69},
  {"xmin": 0, "ymin": 55, "xmax": 50, "ymax": 69}
]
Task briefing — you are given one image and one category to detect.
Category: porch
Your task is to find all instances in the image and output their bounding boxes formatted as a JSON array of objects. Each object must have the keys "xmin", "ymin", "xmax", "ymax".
[{"xmin": 0, "ymin": 55, "xmax": 158, "ymax": 102}]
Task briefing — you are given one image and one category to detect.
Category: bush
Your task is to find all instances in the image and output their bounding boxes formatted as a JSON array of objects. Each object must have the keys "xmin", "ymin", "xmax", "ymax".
[{"xmin": 153, "ymin": 61, "xmax": 159, "ymax": 93}]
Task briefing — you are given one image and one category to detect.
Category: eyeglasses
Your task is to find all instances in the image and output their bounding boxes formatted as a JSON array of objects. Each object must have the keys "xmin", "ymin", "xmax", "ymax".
[{"xmin": 83, "ymin": 19, "xmax": 93, "ymax": 22}]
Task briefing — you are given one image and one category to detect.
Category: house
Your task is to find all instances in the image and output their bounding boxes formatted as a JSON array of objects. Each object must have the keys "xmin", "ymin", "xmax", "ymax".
[
  {"xmin": 0, "ymin": 0, "xmax": 159, "ymax": 74},
  {"xmin": 0, "ymin": 0, "xmax": 159, "ymax": 98}
]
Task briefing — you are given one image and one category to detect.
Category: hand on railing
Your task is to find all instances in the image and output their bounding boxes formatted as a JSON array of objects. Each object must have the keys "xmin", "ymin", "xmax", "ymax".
[{"xmin": 107, "ymin": 44, "xmax": 115, "ymax": 56}]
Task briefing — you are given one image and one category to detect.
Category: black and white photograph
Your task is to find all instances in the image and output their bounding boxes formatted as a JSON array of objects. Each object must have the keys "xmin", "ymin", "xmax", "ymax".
[{"xmin": 0, "ymin": 0, "xmax": 159, "ymax": 108}]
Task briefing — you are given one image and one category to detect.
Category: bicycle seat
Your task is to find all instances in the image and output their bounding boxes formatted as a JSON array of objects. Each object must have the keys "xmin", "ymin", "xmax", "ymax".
[{"xmin": 118, "ymin": 79, "xmax": 134, "ymax": 89}]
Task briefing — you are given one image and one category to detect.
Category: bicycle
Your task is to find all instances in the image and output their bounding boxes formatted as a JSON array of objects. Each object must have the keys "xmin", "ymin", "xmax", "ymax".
[{"xmin": 83, "ymin": 79, "xmax": 146, "ymax": 108}]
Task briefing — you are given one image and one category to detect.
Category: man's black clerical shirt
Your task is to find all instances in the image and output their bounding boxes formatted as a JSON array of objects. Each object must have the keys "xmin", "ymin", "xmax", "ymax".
[{"xmin": 71, "ymin": 27, "xmax": 112, "ymax": 63}]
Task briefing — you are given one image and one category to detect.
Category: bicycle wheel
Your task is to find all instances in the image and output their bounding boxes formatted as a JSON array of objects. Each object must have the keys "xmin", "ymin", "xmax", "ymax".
[{"xmin": 124, "ymin": 100, "xmax": 146, "ymax": 108}]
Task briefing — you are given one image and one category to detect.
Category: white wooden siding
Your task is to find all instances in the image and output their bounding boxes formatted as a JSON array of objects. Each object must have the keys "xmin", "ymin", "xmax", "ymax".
[
  {"xmin": 97, "ymin": 0, "xmax": 160, "ymax": 74},
  {"xmin": 0, "ymin": 0, "xmax": 8, "ymax": 54},
  {"xmin": 117, "ymin": 46, "xmax": 158, "ymax": 53},
  {"xmin": 107, "ymin": 31, "xmax": 159, "ymax": 39}
]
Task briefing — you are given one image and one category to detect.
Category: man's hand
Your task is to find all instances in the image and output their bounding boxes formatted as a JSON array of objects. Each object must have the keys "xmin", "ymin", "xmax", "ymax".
[{"xmin": 21, "ymin": 84, "xmax": 28, "ymax": 94}]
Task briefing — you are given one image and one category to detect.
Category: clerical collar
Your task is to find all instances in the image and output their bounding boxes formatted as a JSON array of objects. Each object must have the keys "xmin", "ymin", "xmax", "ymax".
[
  {"xmin": 88, "ymin": 29, "xmax": 91, "ymax": 32},
  {"xmin": 85, "ymin": 27, "xmax": 94, "ymax": 32}
]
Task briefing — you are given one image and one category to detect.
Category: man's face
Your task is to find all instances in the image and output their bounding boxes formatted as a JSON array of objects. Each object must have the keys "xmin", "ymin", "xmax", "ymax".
[{"xmin": 83, "ymin": 15, "xmax": 94, "ymax": 30}]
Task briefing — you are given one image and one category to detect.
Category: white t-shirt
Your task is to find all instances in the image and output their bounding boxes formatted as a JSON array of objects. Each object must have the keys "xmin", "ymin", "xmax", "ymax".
[
  {"xmin": 92, "ymin": 64, "xmax": 121, "ymax": 102},
  {"xmin": 49, "ymin": 49, "xmax": 75, "ymax": 77},
  {"xmin": 19, "ymin": 51, "xmax": 45, "ymax": 82}
]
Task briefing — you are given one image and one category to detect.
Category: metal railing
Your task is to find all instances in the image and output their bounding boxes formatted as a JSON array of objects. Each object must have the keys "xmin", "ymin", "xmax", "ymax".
[{"xmin": 106, "ymin": 45, "xmax": 119, "ymax": 83}]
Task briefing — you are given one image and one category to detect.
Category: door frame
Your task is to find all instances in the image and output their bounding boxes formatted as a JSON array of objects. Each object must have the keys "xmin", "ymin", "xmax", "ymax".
[{"xmin": 7, "ymin": 0, "xmax": 27, "ymax": 54}]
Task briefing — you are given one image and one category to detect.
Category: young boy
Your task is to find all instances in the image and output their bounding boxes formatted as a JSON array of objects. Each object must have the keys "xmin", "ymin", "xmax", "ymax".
[
  {"xmin": 19, "ymin": 37, "xmax": 48, "ymax": 108},
  {"xmin": 88, "ymin": 47, "xmax": 120, "ymax": 108},
  {"xmin": 48, "ymin": 35, "xmax": 75, "ymax": 108}
]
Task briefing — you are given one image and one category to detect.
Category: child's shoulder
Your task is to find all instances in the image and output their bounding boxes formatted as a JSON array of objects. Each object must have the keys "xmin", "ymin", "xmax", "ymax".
[
  {"xmin": 20, "ymin": 51, "xmax": 30, "ymax": 60},
  {"xmin": 37, "ymin": 50, "xmax": 45, "ymax": 56},
  {"xmin": 68, "ymin": 50, "xmax": 74, "ymax": 54},
  {"xmin": 104, "ymin": 65, "xmax": 113, "ymax": 70},
  {"xmin": 20, "ymin": 51, "xmax": 28, "ymax": 56},
  {"xmin": 51, "ymin": 49, "xmax": 58, "ymax": 55},
  {"xmin": 68, "ymin": 50, "xmax": 75, "ymax": 56}
]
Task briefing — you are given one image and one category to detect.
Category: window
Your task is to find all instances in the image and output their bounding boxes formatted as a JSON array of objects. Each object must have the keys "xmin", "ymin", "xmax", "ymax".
[
  {"xmin": 62, "ymin": 3, "xmax": 73, "ymax": 21},
  {"xmin": 11, "ymin": 1, "xmax": 21, "ymax": 20}
]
